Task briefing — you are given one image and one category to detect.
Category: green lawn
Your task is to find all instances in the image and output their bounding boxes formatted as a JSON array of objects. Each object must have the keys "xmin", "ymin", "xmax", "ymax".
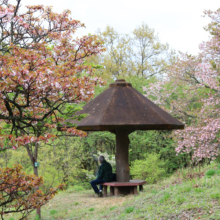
[{"xmin": 6, "ymin": 164, "xmax": 220, "ymax": 220}]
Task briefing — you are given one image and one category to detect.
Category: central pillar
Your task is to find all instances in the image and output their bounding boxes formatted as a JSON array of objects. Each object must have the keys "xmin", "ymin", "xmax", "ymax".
[{"xmin": 115, "ymin": 130, "xmax": 130, "ymax": 182}]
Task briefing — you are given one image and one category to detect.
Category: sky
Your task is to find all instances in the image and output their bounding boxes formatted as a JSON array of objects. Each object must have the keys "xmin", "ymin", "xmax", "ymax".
[{"xmin": 15, "ymin": 0, "xmax": 220, "ymax": 55}]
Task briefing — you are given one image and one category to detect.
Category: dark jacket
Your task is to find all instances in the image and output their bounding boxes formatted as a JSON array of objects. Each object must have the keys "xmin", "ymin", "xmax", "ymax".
[{"xmin": 97, "ymin": 160, "xmax": 113, "ymax": 182}]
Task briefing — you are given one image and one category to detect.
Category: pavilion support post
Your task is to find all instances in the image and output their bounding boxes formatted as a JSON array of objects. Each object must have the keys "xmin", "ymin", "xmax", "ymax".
[{"xmin": 115, "ymin": 130, "xmax": 130, "ymax": 182}]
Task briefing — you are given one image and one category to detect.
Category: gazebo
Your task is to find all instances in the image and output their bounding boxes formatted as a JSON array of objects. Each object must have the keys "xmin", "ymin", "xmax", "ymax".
[{"xmin": 67, "ymin": 79, "xmax": 184, "ymax": 195}]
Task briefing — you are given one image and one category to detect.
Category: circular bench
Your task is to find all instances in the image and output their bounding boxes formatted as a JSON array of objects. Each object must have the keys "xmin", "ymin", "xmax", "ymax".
[{"xmin": 101, "ymin": 180, "xmax": 146, "ymax": 196}]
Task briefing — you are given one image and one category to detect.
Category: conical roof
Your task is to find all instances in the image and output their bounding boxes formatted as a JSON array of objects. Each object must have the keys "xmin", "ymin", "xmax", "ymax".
[{"xmin": 69, "ymin": 79, "xmax": 184, "ymax": 132}]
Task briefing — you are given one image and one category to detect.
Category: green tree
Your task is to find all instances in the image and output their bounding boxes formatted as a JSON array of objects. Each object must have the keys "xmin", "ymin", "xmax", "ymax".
[
  {"xmin": 89, "ymin": 23, "xmax": 171, "ymax": 81},
  {"xmin": 130, "ymin": 153, "xmax": 166, "ymax": 184}
]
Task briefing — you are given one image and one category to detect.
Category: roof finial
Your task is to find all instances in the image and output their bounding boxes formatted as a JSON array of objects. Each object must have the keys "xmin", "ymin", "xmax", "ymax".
[{"xmin": 109, "ymin": 79, "xmax": 132, "ymax": 87}]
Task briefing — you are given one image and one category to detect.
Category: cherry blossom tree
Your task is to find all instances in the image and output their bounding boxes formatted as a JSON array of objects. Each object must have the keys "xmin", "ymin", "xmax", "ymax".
[
  {"xmin": 0, "ymin": 0, "xmax": 105, "ymax": 217},
  {"xmin": 144, "ymin": 8, "xmax": 220, "ymax": 163}
]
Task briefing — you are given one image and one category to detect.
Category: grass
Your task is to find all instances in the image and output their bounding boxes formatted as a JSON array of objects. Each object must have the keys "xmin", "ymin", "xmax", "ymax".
[
  {"xmin": 49, "ymin": 209, "xmax": 58, "ymax": 215},
  {"xmin": 5, "ymin": 163, "xmax": 220, "ymax": 220},
  {"xmin": 210, "ymin": 193, "xmax": 220, "ymax": 200},
  {"xmin": 110, "ymin": 206, "xmax": 117, "ymax": 211},
  {"xmin": 125, "ymin": 206, "xmax": 134, "ymax": 213},
  {"xmin": 176, "ymin": 196, "xmax": 186, "ymax": 204}
]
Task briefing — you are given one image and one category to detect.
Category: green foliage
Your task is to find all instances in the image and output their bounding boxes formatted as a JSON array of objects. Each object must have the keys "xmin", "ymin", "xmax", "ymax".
[
  {"xmin": 81, "ymin": 182, "xmax": 92, "ymax": 190},
  {"xmin": 71, "ymin": 185, "xmax": 85, "ymax": 192},
  {"xmin": 82, "ymin": 131, "xmax": 115, "ymax": 156},
  {"xmin": 206, "ymin": 169, "xmax": 216, "ymax": 177},
  {"xmin": 90, "ymin": 24, "xmax": 171, "ymax": 81},
  {"xmin": 124, "ymin": 75, "xmax": 155, "ymax": 93},
  {"xmin": 89, "ymin": 208, "xmax": 95, "ymax": 211},
  {"xmin": 66, "ymin": 185, "xmax": 85, "ymax": 193},
  {"xmin": 0, "ymin": 136, "xmax": 93, "ymax": 193},
  {"xmin": 130, "ymin": 153, "xmax": 166, "ymax": 184},
  {"xmin": 129, "ymin": 130, "xmax": 191, "ymax": 174},
  {"xmin": 125, "ymin": 206, "xmax": 135, "ymax": 213}
]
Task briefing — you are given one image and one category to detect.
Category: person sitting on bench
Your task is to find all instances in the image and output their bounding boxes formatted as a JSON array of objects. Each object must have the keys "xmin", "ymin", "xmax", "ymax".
[{"xmin": 90, "ymin": 155, "xmax": 113, "ymax": 197}]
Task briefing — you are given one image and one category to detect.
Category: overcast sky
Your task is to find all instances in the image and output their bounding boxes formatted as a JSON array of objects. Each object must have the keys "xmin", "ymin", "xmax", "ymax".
[{"xmin": 17, "ymin": 0, "xmax": 220, "ymax": 55}]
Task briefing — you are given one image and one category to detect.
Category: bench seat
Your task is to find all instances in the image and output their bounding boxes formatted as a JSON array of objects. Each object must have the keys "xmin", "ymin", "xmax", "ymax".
[{"xmin": 101, "ymin": 180, "xmax": 146, "ymax": 196}]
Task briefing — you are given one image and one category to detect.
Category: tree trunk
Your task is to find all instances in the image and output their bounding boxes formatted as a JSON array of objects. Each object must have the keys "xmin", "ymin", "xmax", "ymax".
[
  {"xmin": 34, "ymin": 166, "xmax": 41, "ymax": 218},
  {"xmin": 115, "ymin": 130, "xmax": 130, "ymax": 182},
  {"xmin": 26, "ymin": 144, "xmax": 41, "ymax": 218}
]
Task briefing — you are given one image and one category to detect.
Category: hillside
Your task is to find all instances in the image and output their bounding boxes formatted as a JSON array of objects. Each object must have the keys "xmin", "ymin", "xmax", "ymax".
[{"xmin": 7, "ymin": 163, "xmax": 220, "ymax": 220}]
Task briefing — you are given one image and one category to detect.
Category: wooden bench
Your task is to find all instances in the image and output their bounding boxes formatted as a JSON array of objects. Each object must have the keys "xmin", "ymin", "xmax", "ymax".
[{"xmin": 101, "ymin": 180, "xmax": 146, "ymax": 196}]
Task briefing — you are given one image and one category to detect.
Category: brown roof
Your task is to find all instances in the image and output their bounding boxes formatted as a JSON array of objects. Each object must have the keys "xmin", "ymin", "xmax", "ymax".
[{"xmin": 68, "ymin": 79, "xmax": 184, "ymax": 132}]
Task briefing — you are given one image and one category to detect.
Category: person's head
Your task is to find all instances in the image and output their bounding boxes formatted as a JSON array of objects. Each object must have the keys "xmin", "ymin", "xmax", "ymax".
[{"xmin": 98, "ymin": 155, "xmax": 105, "ymax": 164}]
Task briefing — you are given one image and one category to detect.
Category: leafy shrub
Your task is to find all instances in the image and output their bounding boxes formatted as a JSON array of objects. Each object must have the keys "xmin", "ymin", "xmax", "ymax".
[
  {"xmin": 129, "ymin": 130, "xmax": 191, "ymax": 174},
  {"xmin": 206, "ymin": 169, "xmax": 216, "ymax": 177},
  {"xmin": 85, "ymin": 170, "xmax": 96, "ymax": 182},
  {"xmin": 81, "ymin": 182, "xmax": 91, "ymax": 190},
  {"xmin": 89, "ymin": 208, "xmax": 95, "ymax": 211},
  {"xmin": 66, "ymin": 185, "xmax": 85, "ymax": 193},
  {"xmin": 130, "ymin": 153, "xmax": 166, "ymax": 184},
  {"xmin": 125, "ymin": 206, "xmax": 135, "ymax": 213}
]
